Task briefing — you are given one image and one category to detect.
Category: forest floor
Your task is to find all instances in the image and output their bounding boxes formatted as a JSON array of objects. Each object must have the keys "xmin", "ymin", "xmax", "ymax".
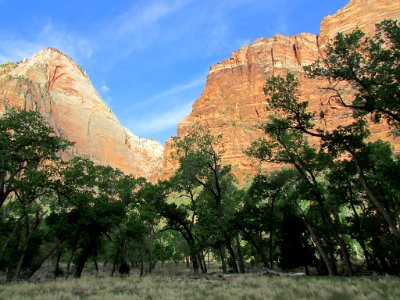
[{"xmin": 0, "ymin": 271, "xmax": 399, "ymax": 300}]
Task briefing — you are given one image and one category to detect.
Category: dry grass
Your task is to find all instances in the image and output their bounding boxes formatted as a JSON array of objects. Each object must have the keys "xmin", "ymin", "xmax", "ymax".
[{"xmin": 0, "ymin": 274, "xmax": 399, "ymax": 300}]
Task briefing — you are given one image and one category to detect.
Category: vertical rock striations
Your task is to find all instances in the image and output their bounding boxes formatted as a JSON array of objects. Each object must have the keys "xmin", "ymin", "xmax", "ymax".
[
  {"xmin": 0, "ymin": 48, "xmax": 163, "ymax": 180},
  {"xmin": 163, "ymin": 0, "xmax": 400, "ymax": 181}
]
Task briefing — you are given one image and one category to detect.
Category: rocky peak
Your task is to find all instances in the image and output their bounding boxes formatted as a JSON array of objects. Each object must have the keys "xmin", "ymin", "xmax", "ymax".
[{"xmin": 0, "ymin": 48, "xmax": 163, "ymax": 180}]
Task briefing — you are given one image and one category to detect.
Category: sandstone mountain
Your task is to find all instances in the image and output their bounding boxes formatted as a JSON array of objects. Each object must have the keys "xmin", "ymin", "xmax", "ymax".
[
  {"xmin": 0, "ymin": 48, "xmax": 163, "ymax": 180},
  {"xmin": 162, "ymin": 0, "xmax": 400, "ymax": 181}
]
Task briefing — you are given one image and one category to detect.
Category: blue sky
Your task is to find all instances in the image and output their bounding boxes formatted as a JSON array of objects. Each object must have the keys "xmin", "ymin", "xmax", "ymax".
[{"xmin": 0, "ymin": 0, "xmax": 348, "ymax": 144}]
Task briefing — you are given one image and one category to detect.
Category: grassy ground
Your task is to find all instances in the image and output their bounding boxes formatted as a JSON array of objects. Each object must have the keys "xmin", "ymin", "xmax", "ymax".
[{"xmin": 0, "ymin": 274, "xmax": 399, "ymax": 300}]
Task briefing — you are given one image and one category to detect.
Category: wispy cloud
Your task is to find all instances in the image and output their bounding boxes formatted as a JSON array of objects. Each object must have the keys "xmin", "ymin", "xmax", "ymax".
[
  {"xmin": 99, "ymin": 81, "xmax": 113, "ymax": 106},
  {"xmin": 275, "ymin": 13, "xmax": 289, "ymax": 35},
  {"xmin": 101, "ymin": 83, "xmax": 110, "ymax": 94},
  {"xmin": 127, "ymin": 102, "xmax": 192, "ymax": 138},
  {"xmin": 124, "ymin": 75, "xmax": 206, "ymax": 141},
  {"xmin": 0, "ymin": 39, "xmax": 42, "ymax": 62},
  {"xmin": 102, "ymin": 0, "xmax": 192, "ymax": 55},
  {"xmin": 0, "ymin": 20, "xmax": 92, "ymax": 63},
  {"xmin": 117, "ymin": 0, "xmax": 188, "ymax": 36},
  {"xmin": 131, "ymin": 75, "xmax": 206, "ymax": 109},
  {"xmin": 39, "ymin": 21, "xmax": 93, "ymax": 59}
]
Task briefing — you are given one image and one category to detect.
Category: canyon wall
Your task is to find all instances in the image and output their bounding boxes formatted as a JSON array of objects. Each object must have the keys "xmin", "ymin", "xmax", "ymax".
[
  {"xmin": 0, "ymin": 48, "xmax": 163, "ymax": 180},
  {"xmin": 163, "ymin": 0, "xmax": 400, "ymax": 180}
]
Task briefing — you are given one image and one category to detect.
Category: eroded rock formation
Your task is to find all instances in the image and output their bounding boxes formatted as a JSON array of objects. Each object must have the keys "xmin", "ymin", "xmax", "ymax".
[
  {"xmin": 0, "ymin": 48, "xmax": 163, "ymax": 179},
  {"xmin": 163, "ymin": 0, "xmax": 400, "ymax": 181}
]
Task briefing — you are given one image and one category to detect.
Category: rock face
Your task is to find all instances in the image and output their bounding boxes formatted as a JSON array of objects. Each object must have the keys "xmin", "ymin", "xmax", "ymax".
[
  {"xmin": 163, "ymin": 0, "xmax": 400, "ymax": 180},
  {"xmin": 0, "ymin": 48, "xmax": 163, "ymax": 179},
  {"xmin": 319, "ymin": 0, "xmax": 397, "ymax": 46}
]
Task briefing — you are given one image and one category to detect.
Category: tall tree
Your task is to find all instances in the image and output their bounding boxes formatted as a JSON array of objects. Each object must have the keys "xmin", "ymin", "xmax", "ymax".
[
  {"xmin": 170, "ymin": 127, "xmax": 240, "ymax": 273},
  {"xmin": 0, "ymin": 107, "xmax": 71, "ymax": 208},
  {"xmin": 49, "ymin": 158, "xmax": 126, "ymax": 278},
  {"xmin": 0, "ymin": 108, "xmax": 71, "ymax": 280},
  {"xmin": 247, "ymin": 20, "xmax": 400, "ymax": 274},
  {"xmin": 305, "ymin": 19, "xmax": 400, "ymax": 128}
]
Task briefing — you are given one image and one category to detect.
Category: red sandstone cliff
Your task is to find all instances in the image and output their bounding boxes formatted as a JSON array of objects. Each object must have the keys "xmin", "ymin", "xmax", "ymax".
[
  {"xmin": 163, "ymin": 0, "xmax": 400, "ymax": 180},
  {"xmin": 0, "ymin": 48, "xmax": 163, "ymax": 179}
]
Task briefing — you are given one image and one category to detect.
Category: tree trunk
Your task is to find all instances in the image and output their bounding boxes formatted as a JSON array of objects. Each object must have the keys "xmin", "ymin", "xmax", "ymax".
[
  {"xmin": 148, "ymin": 228, "xmax": 154, "ymax": 274},
  {"xmin": 93, "ymin": 254, "xmax": 99, "ymax": 274},
  {"xmin": 219, "ymin": 244, "xmax": 227, "ymax": 274},
  {"xmin": 74, "ymin": 245, "xmax": 91, "ymax": 278},
  {"xmin": 199, "ymin": 251, "xmax": 207, "ymax": 274},
  {"xmin": 352, "ymin": 153, "xmax": 400, "ymax": 239},
  {"xmin": 190, "ymin": 252, "xmax": 199, "ymax": 274},
  {"xmin": 305, "ymin": 221, "xmax": 336, "ymax": 276},
  {"xmin": 140, "ymin": 245, "xmax": 144, "ymax": 277},
  {"xmin": 269, "ymin": 232, "xmax": 274, "ymax": 270},
  {"xmin": 0, "ymin": 216, "xmax": 23, "ymax": 257},
  {"xmin": 148, "ymin": 247, "xmax": 153, "ymax": 274},
  {"xmin": 226, "ymin": 237, "xmax": 239, "ymax": 273},
  {"xmin": 27, "ymin": 239, "xmax": 63, "ymax": 279},
  {"xmin": 185, "ymin": 257, "xmax": 190, "ymax": 268},
  {"xmin": 246, "ymin": 236, "xmax": 269, "ymax": 268},
  {"xmin": 66, "ymin": 239, "xmax": 78, "ymax": 278},
  {"xmin": 349, "ymin": 198, "xmax": 375, "ymax": 269},
  {"xmin": 304, "ymin": 265, "xmax": 310, "ymax": 275},
  {"xmin": 7, "ymin": 226, "xmax": 21, "ymax": 281},
  {"xmin": 54, "ymin": 244, "xmax": 63, "ymax": 277},
  {"xmin": 337, "ymin": 233, "xmax": 353, "ymax": 275},
  {"xmin": 236, "ymin": 237, "xmax": 246, "ymax": 273},
  {"xmin": 331, "ymin": 211, "xmax": 353, "ymax": 275},
  {"xmin": 12, "ymin": 215, "xmax": 33, "ymax": 280},
  {"xmin": 269, "ymin": 194, "xmax": 276, "ymax": 270},
  {"xmin": 111, "ymin": 239, "xmax": 125, "ymax": 277}
]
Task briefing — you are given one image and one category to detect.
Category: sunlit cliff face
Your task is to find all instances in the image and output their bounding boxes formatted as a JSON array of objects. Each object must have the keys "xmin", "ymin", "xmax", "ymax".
[
  {"xmin": 162, "ymin": 0, "xmax": 400, "ymax": 182},
  {"xmin": 0, "ymin": 48, "xmax": 163, "ymax": 180}
]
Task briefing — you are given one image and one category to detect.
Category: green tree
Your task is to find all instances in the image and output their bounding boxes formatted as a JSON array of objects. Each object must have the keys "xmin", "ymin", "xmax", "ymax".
[
  {"xmin": 170, "ymin": 127, "xmax": 241, "ymax": 273},
  {"xmin": 235, "ymin": 169, "xmax": 296, "ymax": 269},
  {"xmin": 49, "ymin": 158, "xmax": 126, "ymax": 278},
  {"xmin": 261, "ymin": 70, "xmax": 400, "ymax": 240},
  {"xmin": 0, "ymin": 107, "xmax": 71, "ymax": 207},
  {"xmin": 304, "ymin": 19, "xmax": 400, "ymax": 128},
  {"xmin": 247, "ymin": 20, "xmax": 400, "ymax": 274},
  {"xmin": 0, "ymin": 108, "xmax": 71, "ymax": 280}
]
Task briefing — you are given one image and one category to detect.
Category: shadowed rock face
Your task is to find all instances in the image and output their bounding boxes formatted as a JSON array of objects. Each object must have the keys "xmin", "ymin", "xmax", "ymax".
[
  {"xmin": 162, "ymin": 0, "xmax": 400, "ymax": 181},
  {"xmin": 0, "ymin": 48, "xmax": 163, "ymax": 180}
]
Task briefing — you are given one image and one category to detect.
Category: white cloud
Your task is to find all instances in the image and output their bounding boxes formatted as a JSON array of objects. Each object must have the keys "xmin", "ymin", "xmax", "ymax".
[
  {"xmin": 101, "ymin": 84, "xmax": 110, "ymax": 94},
  {"xmin": 124, "ymin": 75, "xmax": 205, "ymax": 139},
  {"xmin": 103, "ymin": 0, "xmax": 192, "ymax": 54},
  {"xmin": 126, "ymin": 75, "xmax": 206, "ymax": 117},
  {"xmin": 138, "ymin": 75, "xmax": 205, "ymax": 107},
  {"xmin": 117, "ymin": 0, "xmax": 186, "ymax": 36},
  {"xmin": 0, "ymin": 20, "xmax": 92, "ymax": 63},
  {"xmin": 0, "ymin": 39, "xmax": 43, "ymax": 63},
  {"xmin": 128, "ymin": 102, "xmax": 192, "ymax": 136},
  {"xmin": 236, "ymin": 38, "xmax": 251, "ymax": 47},
  {"xmin": 39, "ymin": 21, "xmax": 93, "ymax": 59},
  {"xmin": 275, "ymin": 13, "xmax": 289, "ymax": 34}
]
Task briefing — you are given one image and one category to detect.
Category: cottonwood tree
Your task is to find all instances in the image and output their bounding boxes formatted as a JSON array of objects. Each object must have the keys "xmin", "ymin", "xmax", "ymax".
[
  {"xmin": 0, "ymin": 107, "xmax": 71, "ymax": 208},
  {"xmin": 248, "ymin": 123, "xmax": 353, "ymax": 275},
  {"xmin": 0, "ymin": 108, "xmax": 71, "ymax": 280},
  {"xmin": 144, "ymin": 179, "xmax": 204, "ymax": 274},
  {"xmin": 48, "ymin": 158, "xmax": 126, "ymax": 278},
  {"xmin": 248, "ymin": 20, "xmax": 400, "ymax": 274},
  {"xmin": 170, "ymin": 127, "xmax": 241, "ymax": 273},
  {"xmin": 305, "ymin": 19, "xmax": 400, "ymax": 128}
]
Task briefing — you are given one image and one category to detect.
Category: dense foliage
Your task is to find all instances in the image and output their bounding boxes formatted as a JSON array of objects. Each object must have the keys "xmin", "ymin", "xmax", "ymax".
[{"xmin": 0, "ymin": 20, "xmax": 399, "ymax": 281}]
